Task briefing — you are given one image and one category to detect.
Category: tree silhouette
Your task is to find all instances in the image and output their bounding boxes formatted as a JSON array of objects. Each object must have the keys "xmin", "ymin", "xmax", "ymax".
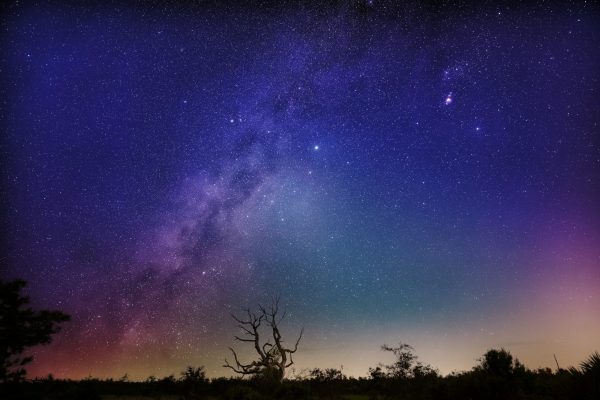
[
  {"xmin": 376, "ymin": 342, "xmax": 437, "ymax": 379},
  {"xmin": 380, "ymin": 343, "xmax": 417, "ymax": 378},
  {"xmin": 0, "ymin": 279, "xmax": 70, "ymax": 382},
  {"xmin": 224, "ymin": 296, "xmax": 303, "ymax": 383},
  {"xmin": 476, "ymin": 348, "xmax": 523, "ymax": 377}
]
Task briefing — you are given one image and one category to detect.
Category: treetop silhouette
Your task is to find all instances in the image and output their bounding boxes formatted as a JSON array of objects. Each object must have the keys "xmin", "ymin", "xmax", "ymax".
[{"xmin": 0, "ymin": 279, "xmax": 70, "ymax": 382}]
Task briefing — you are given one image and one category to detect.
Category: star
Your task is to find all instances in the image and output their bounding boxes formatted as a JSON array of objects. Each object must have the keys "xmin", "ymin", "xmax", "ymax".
[{"xmin": 314, "ymin": 145, "xmax": 320, "ymax": 151}]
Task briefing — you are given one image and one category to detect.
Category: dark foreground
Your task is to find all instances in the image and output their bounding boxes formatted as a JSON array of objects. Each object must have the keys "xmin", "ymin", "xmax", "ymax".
[{"xmin": 2, "ymin": 365, "xmax": 599, "ymax": 400}]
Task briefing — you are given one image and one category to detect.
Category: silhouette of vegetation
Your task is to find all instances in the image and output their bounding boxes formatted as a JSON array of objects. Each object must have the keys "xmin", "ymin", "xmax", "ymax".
[
  {"xmin": 1, "ymin": 287, "xmax": 598, "ymax": 400},
  {"xmin": 567, "ymin": 351, "xmax": 600, "ymax": 399},
  {"xmin": 580, "ymin": 351, "xmax": 600, "ymax": 373},
  {"xmin": 3, "ymin": 348, "xmax": 600, "ymax": 399},
  {"xmin": 180, "ymin": 365, "xmax": 207, "ymax": 396},
  {"xmin": 0, "ymin": 279, "xmax": 70, "ymax": 383},
  {"xmin": 309, "ymin": 367, "xmax": 346, "ymax": 381},
  {"xmin": 181, "ymin": 365, "xmax": 207, "ymax": 382},
  {"xmin": 373, "ymin": 342, "xmax": 438, "ymax": 379},
  {"xmin": 475, "ymin": 348, "xmax": 525, "ymax": 377},
  {"xmin": 224, "ymin": 296, "xmax": 303, "ymax": 384}
]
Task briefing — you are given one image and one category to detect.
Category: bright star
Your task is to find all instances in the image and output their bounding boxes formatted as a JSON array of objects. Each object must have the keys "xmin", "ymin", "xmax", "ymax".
[
  {"xmin": 314, "ymin": 145, "xmax": 320, "ymax": 150},
  {"xmin": 445, "ymin": 94, "xmax": 452, "ymax": 105}
]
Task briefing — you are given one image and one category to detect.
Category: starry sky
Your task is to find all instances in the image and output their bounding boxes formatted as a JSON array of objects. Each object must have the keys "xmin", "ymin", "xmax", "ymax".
[{"xmin": 1, "ymin": 0, "xmax": 599, "ymax": 380}]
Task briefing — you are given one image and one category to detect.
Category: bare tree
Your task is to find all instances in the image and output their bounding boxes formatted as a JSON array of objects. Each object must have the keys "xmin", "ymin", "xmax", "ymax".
[{"xmin": 224, "ymin": 296, "xmax": 303, "ymax": 382}]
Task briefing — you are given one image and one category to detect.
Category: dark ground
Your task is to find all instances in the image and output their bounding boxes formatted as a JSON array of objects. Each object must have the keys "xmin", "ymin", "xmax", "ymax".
[{"xmin": 1, "ymin": 365, "xmax": 599, "ymax": 400}]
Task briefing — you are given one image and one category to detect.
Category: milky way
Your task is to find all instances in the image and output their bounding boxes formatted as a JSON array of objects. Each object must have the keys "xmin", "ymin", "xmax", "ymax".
[{"xmin": 1, "ymin": 1, "xmax": 599, "ymax": 379}]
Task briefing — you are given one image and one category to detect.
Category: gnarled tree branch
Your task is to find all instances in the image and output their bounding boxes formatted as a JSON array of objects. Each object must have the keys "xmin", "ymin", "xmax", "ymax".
[{"xmin": 223, "ymin": 297, "xmax": 303, "ymax": 382}]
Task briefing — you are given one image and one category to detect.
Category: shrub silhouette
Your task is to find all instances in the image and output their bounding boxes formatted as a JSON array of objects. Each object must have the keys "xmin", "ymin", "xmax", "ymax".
[
  {"xmin": 580, "ymin": 351, "xmax": 600, "ymax": 376},
  {"xmin": 309, "ymin": 368, "xmax": 345, "ymax": 381},
  {"xmin": 475, "ymin": 348, "xmax": 522, "ymax": 377},
  {"xmin": 181, "ymin": 365, "xmax": 207, "ymax": 383},
  {"xmin": 568, "ymin": 351, "xmax": 600, "ymax": 399},
  {"xmin": 180, "ymin": 365, "xmax": 207, "ymax": 396},
  {"xmin": 374, "ymin": 342, "xmax": 438, "ymax": 379}
]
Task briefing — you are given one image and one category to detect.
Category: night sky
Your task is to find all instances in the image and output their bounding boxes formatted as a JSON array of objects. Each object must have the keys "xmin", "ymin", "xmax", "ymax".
[{"xmin": 1, "ymin": 0, "xmax": 599, "ymax": 380}]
